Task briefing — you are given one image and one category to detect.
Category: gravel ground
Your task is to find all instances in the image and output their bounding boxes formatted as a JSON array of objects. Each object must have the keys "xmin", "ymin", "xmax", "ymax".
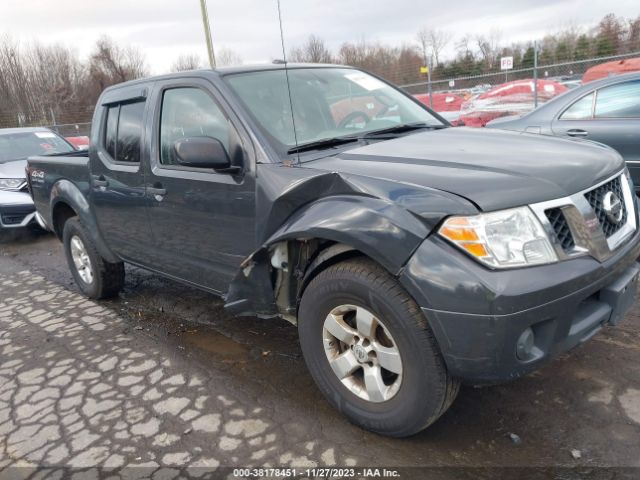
[{"xmin": 0, "ymin": 229, "xmax": 639, "ymax": 478}]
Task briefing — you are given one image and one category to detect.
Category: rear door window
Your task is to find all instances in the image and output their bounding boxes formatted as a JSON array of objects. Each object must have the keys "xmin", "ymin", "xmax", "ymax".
[
  {"xmin": 105, "ymin": 105, "xmax": 118, "ymax": 159},
  {"xmin": 594, "ymin": 80, "xmax": 640, "ymax": 118},
  {"xmin": 560, "ymin": 93, "xmax": 594, "ymax": 120},
  {"xmin": 103, "ymin": 101, "xmax": 145, "ymax": 163}
]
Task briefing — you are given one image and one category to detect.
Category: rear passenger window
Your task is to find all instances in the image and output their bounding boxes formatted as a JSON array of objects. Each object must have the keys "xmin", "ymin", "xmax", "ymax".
[
  {"xmin": 102, "ymin": 101, "xmax": 145, "ymax": 163},
  {"xmin": 560, "ymin": 93, "xmax": 593, "ymax": 120},
  {"xmin": 105, "ymin": 105, "xmax": 118, "ymax": 159},
  {"xmin": 595, "ymin": 80, "xmax": 640, "ymax": 118}
]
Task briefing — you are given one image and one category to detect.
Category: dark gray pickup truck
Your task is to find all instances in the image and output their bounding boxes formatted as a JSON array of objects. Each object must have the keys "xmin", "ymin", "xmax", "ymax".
[{"xmin": 27, "ymin": 64, "xmax": 640, "ymax": 437}]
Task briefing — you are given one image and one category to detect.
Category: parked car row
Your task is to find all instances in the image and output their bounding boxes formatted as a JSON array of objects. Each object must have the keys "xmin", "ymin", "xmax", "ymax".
[
  {"xmin": 413, "ymin": 70, "xmax": 640, "ymax": 193},
  {"xmin": 415, "ymin": 57, "xmax": 640, "ymax": 128},
  {"xmin": 487, "ymin": 72, "xmax": 640, "ymax": 192}
]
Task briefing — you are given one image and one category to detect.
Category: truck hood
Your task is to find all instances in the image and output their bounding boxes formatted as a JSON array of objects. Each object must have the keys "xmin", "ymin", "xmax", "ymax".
[
  {"xmin": 306, "ymin": 127, "xmax": 624, "ymax": 211},
  {"xmin": 0, "ymin": 159, "xmax": 27, "ymax": 180}
]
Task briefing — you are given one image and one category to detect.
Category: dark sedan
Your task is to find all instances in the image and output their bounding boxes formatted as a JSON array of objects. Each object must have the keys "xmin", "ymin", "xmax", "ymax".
[{"xmin": 487, "ymin": 73, "xmax": 640, "ymax": 192}]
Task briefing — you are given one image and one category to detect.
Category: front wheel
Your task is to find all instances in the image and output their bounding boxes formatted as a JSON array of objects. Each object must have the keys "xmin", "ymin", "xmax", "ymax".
[
  {"xmin": 298, "ymin": 258, "xmax": 459, "ymax": 437},
  {"xmin": 63, "ymin": 217, "xmax": 124, "ymax": 299}
]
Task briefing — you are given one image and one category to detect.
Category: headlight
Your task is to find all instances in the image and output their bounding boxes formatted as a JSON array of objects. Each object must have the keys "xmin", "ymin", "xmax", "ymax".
[
  {"xmin": 438, "ymin": 206, "xmax": 558, "ymax": 269},
  {"xmin": 0, "ymin": 178, "xmax": 25, "ymax": 191}
]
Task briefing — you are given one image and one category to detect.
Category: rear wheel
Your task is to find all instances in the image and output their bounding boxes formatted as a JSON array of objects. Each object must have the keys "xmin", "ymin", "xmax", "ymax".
[
  {"xmin": 298, "ymin": 257, "xmax": 459, "ymax": 437},
  {"xmin": 62, "ymin": 217, "xmax": 124, "ymax": 299}
]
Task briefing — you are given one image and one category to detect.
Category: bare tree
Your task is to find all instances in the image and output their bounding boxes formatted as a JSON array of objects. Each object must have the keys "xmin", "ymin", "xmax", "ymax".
[
  {"xmin": 475, "ymin": 29, "xmax": 502, "ymax": 68},
  {"xmin": 0, "ymin": 37, "xmax": 90, "ymax": 127},
  {"xmin": 0, "ymin": 37, "xmax": 36, "ymax": 125},
  {"xmin": 24, "ymin": 43, "xmax": 87, "ymax": 124},
  {"xmin": 455, "ymin": 35, "xmax": 474, "ymax": 57},
  {"xmin": 87, "ymin": 36, "xmax": 147, "ymax": 92},
  {"xmin": 171, "ymin": 53, "xmax": 203, "ymax": 72},
  {"xmin": 416, "ymin": 27, "xmax": 451, "ymax": 66},
  {"xmin": 289, "ymin": 35, "xmax": 333, "ymax": 63},
  {"xmin": 629, "ymin": 15, "xmax": 640, "ymax": 52},
  {"xmin": 338, "ymin": 39, "xmax": 369, "ymax": 66},
  {"xmin": 216, "ymin": 47, "xmax": 243, "ymax": 67}
]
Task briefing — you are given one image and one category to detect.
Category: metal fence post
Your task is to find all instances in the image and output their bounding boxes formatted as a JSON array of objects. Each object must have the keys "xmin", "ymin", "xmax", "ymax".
[
  {"xmin": 427, "ymin": 55, "xmax": 433, "ymax": 108},
  {"xmin": 533, "ymin": 40, "xmax": 539, "ymax": 108},
  {"xmin": 49, "ymin": 107, "xmax": 59, "ymax": 133}
]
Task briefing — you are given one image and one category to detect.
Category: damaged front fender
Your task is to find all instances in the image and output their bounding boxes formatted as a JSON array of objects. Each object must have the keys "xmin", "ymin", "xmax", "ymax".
[
  {"xmin": 224, "ymin": 162, "xmax": 477, "ymax": 320},
  {"xmin": 224, "ymin": 192, "xmax": 431, "ymax": 319}
]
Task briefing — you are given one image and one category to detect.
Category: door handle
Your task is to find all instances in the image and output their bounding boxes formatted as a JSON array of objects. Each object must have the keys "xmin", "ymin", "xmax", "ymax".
[
  {"xmin": 147, "ymin": 184, "xmax": 167, "ymax": 201},
  {"xmin": 147, "ymin": 186, "xmax": 167, "ymax": 196},
  {"xmin": 567, "ymin": 129, "xmax": 588, "ymax": 137},
  {"xmin": 91, "ymin": 175, "xmax": 108, "ymax": 188}
]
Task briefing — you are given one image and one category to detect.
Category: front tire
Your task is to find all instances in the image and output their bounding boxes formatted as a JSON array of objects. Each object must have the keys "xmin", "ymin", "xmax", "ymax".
[
  {"xmin": 298, "ymin": 258, "xmax": 459, "ymax": 437},
  {"xmin": 63, "ymin": 217, "xmax": 124, "ymax": 299}
]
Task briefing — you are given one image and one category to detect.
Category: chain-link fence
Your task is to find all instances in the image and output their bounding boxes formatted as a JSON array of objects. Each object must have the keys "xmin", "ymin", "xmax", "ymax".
[
  {"xmin": 398, "ymin": 50, "xmax": 640, "ymax": 125},
  {"xmin": 401, "ymin": 51, "xmax": 640, "ymax": 94},
  {"xmin": 48, "ymin": 122, "xmax": 92, "ymax": 137},
  {"xmin": 0, "ymin": 108, "xmax": 93, "ymax": 137}
]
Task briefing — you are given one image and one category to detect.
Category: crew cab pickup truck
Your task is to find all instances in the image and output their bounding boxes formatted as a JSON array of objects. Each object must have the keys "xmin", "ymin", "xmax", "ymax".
[{"xmin": 27, "ymin": 64, "xmax": 640, "ymax": 437}]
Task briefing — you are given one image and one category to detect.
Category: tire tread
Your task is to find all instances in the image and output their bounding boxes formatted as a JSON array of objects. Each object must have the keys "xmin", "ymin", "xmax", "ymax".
[
  {"xmin": 63, "ymin": 217, "xmax": 124, "ymax": 299},
  {"xmin": 302, "ymin": 256, "xmax": 460, "ymax": 436}
]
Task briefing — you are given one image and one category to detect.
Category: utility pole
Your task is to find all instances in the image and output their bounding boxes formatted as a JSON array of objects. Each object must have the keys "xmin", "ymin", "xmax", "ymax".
[{"xmin": 200, "ymin": 0, "xmax": 216, "ymax": 68}]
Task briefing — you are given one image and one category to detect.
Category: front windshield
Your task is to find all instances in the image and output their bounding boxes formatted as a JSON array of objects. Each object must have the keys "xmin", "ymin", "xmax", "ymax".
[
  {"xmin": 0, "ymin": 131, "xmax": 75, "ymax": 163},
  {"xmin": 224, "ymin": 67, "xmax": 444, "ymax": 152}
]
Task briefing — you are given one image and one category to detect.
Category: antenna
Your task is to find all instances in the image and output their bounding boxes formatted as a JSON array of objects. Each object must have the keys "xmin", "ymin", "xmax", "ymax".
[{"xmin": 276, "ymin": 0, "xmax": 300, "ymax": 163}]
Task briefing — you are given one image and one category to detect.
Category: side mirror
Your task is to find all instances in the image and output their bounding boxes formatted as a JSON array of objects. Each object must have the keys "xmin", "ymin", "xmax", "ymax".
[{"xmin": 173, "ymin": 137, "xmax": 241, "ymax": 173}]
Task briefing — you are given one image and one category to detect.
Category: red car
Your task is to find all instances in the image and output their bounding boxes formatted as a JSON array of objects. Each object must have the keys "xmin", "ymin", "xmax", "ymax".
[{"xmin": 64, "ymin": 136, "xmax": 90, "ymax": 150}]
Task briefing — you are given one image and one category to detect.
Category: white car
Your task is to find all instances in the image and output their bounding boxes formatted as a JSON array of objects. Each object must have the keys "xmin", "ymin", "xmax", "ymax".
[{"xmin": 0, "ymin": 127, "xmax": 75, "ymax": 231}]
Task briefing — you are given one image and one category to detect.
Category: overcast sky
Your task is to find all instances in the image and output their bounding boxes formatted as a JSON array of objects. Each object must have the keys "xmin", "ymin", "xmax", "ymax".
[{"xmin": 1, "ymin": 0, "xmax": 637, "ymax": 73}]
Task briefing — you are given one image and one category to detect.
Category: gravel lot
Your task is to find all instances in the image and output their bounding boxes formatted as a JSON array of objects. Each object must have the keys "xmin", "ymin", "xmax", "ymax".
[{"xmin": 1, "ymin": 229, "xmax": 639, "ymax": 477}]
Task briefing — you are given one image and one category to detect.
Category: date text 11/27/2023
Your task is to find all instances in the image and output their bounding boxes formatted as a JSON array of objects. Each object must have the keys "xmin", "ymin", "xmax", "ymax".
[{"xmin": 232, "ymin": 467, "xmax": 401, "ymax": 478}]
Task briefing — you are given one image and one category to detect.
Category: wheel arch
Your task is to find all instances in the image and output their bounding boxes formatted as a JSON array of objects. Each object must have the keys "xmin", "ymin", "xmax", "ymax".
[
  {"xmin": 260, "ymin": 194, "xmax": 430, "ymax": 275},
  {"xmin": 226, "ymin": 195, "xmax": 431, "ymax": 320},
  {"xmin": 49, "ymin": 179, "xmax": 119, "ymax": 263}
]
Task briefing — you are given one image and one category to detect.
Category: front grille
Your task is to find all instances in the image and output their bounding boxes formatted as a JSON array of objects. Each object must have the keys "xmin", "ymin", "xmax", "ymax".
[
  {"xmin": 584, "ymin": 176, "xmax": 627, "ymax": 237},
  {"xmin": 545, "ymin": 207, "xmax": 575, "ymax": 250},
  {"xmin": 1, "ymin": 212, "xmax": 29, "ymax": 225},
  {"xmin": 0, "ymin": 205, "xmax": 34, "ymax": 226}
]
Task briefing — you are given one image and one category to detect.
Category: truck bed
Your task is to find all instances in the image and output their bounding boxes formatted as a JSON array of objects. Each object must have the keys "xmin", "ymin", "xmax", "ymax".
[{"xmin": 27, "ymin": 152, "xmax": 91, "ymax": 231}]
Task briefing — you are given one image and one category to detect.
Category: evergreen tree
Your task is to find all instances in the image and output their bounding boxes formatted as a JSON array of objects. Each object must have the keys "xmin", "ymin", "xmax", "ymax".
[{"xmin": 574, "ymin": 35, "xmax": 591, "ymax": 60}]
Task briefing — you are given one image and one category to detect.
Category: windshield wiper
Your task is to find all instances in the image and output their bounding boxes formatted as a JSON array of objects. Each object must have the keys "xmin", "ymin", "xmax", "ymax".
[
  {"xmin": 287, "ymin": 136, "xmax": 360, "ymax": 154},
  {"xmin": 286, "ymin": 122, "xmax": 446, "ymax": 154},
  {"xmin": 359, "ymin": 122, "xmax": 445, "ymax": 139}
]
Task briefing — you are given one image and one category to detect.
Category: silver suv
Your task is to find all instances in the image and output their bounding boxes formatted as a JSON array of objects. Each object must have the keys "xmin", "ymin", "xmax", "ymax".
[{"xmin": 0, "ymin": 127, "xmax": 75, "ymax": 231}]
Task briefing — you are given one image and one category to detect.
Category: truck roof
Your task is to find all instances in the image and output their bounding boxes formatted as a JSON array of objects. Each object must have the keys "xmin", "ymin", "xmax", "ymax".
[{"xmin": 101, "ymin": 63, "xmax": 350, "ymax": 92}]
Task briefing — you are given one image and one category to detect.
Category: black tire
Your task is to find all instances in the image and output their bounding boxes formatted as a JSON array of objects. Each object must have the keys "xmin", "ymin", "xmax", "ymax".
[
  {"xmin": 62, "ymin": 217, "xmax": 124, "ymax": 299},
  {"xmin": 298, "ymin": 257, "xmax": 459, "ymax": 437}
]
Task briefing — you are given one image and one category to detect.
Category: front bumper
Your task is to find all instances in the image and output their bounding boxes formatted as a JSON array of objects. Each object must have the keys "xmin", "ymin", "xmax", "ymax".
[
  {"xmin": 400, "ymin": 223, "xmax": 640, "ymax": 385},
  {"xmin": 0, "ymin": 190, "xmax": 36, "ymax": 229}
]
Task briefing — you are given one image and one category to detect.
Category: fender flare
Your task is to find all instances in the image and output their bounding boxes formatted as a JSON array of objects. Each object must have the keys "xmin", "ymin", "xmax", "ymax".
[
  {"xmin": 263, "ymin": 194, "xmax": 431, "ymax": 275},
  {"xmin": 49, "ymin": 179, "xmax": 120, "ymax": 264},
  {"xmin": 225, "ymin": 195, "xmax": 432, "ymax": 317}
]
